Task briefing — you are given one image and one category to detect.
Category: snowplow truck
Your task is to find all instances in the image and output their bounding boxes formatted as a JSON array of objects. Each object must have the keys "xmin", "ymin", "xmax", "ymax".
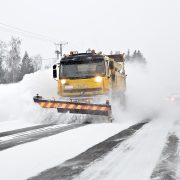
[{"xmin": 33, "ymin": 50, "xmax": 126, "ymax": 122}]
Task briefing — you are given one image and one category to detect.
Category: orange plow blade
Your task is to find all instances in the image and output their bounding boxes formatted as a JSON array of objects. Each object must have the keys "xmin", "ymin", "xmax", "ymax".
[{"xmin": 33, "ymin": 95, "xmax": 111, "ymax": 116}]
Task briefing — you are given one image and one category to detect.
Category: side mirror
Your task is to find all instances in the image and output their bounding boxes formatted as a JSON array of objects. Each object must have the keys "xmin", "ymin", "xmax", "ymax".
[
  {"xmin": 109, "ymin": 61, "xmax": 114, "ymax": 70},
  {"xmin": 53, "ymin": 64, "xmax": 57, "ymax": 78}
]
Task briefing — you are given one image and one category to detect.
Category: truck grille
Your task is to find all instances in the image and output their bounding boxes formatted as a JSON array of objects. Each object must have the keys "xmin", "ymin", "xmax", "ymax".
[{"xmin": 64, "ymin": 88, "xmax": 102, "ymax": 93}]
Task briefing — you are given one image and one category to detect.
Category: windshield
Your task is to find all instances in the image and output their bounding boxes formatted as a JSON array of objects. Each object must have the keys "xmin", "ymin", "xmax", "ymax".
[{"xmin": 60, "ymin": 61, "xmax": 105, "ymax": 78}]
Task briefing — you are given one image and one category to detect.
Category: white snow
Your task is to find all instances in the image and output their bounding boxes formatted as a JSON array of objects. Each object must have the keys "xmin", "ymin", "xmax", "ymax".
[
  {"xmin": 0, "ymin": 120, "xmax": 39, "ymax": 132},
  {"xmin": 75, "ymin": 117, "xmax": 176, "ymax": 180},
  {"xmin": 0, "ymin": 69, "xmax": 67, "ymax": 126},
  {"xmin": 173, "ymin": 113, "xmax": 180, "ymax": 180},
  {"xmin": 0, "ymin": 123, "xmax": 132, "ymax": 180}
]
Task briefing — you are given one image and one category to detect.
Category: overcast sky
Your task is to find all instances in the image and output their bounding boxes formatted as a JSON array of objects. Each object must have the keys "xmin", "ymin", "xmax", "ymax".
[{"xmin": 0, "ymin": 0, "xmax": 179, "ymax": 62}]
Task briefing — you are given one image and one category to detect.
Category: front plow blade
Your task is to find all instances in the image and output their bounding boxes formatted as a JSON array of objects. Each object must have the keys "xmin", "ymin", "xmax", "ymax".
[{"xmin": 33, "ymin": 95, "xmax": 111, "ymax": 116}]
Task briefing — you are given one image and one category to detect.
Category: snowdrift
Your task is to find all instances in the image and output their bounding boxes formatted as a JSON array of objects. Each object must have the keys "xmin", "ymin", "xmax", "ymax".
[{"xmin": 0, "ymin": 69, "xmax": 62, "ymax": 124}]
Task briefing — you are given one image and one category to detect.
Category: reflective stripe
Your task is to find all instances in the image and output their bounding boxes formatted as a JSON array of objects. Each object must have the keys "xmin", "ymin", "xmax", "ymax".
[
  {"xmin": 61, "ymin": 104, "xmax": 67, "ymax": 108},
  {"xmin": 76, "ymin": 105, "xmax": 82, "ymax": 109},
  {"xmin": 92, "ymin": 106, "xmax": 98, "ymax": 110},
  {"xmin": 69, "ymin": 104, "xmax": 75, "ymax": 109},
  {"xmin": 101, "ymin": 107, "xmax": 107, "ymax": 111},
  {"xmin": 39, "ymin": 102, "xmax": 45, "ymax": 107},
  {"xmin": 54, "ymin": 103, "xmax": 59, "ymax": 108},
  {"xmin": 37, "ymin": 101, "xmax": 110, "ymax": 111},
  {"xmin": 47, "ymin": 103, "xmax": 52, "ymax": 108}
]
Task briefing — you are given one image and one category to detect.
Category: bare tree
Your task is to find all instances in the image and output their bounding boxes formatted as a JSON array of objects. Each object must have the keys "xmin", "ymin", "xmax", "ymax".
[
  {"xmin": 0, "ymin": 41, "xmax": 7, "ymax": 83},
  {"xmin": 7, "ymin": 37, "xmax": 21, "ymax": 82},
  {"xmin": 31, "ymin": 54, "xmax": 42, "ymax": 71}
]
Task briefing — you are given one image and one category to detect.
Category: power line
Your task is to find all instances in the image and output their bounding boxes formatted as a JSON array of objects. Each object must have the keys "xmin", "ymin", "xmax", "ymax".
[
  {"xmin": 0, "ymin": 21, "xmax": 69, "ymax": 62},
  {"xmin": 0, "ymin": 22, "xmax": 57, "ymax": 43},
  {"xmin": 0, "ymin": 26, "xmax": 52, "ymax": 42},
  {"xmin": 0, "ymin": 22, "xmax": 54, "ymax": 41}
]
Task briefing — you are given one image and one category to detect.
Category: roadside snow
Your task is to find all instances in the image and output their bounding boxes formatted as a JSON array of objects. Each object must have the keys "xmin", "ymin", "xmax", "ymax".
[
  {"xmin": 174, "ymin": 118, "xmax": 180, "ymax": 179},
  {"xmin": 0, "ymin": 69, "xmax": 63, "ymax": 124}
]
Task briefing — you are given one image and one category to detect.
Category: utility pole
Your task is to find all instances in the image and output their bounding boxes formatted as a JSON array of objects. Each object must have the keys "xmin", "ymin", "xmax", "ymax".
[{"xmin": 55, "ymin": 42, "xmax": 68, "ymax": 60}]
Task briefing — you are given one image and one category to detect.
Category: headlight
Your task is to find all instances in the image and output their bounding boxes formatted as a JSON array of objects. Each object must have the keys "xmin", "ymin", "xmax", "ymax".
[
  {"xmin": 95, "ymin": 76, "xmax": 102, "ymax": 83},
  {"xmin": 61, "ymin": 79, "xmax": 66, "ymax": 84}
]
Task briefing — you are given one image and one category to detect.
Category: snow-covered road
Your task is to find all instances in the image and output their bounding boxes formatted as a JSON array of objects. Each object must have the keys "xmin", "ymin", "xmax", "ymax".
[
  {"xmin": 29, "ymin": 122, "xmax": 147, "ymax": 180},
  {"xmin": 1, "ymin": 115, "xmax": 180, "ymax": 180},
  {"xmin": 0, "ymin": 122, "xmax": 132, "ymax": 180},
  {"xmin": 75, "ymin": 118, "xmax": 177, "ymax": 180}
]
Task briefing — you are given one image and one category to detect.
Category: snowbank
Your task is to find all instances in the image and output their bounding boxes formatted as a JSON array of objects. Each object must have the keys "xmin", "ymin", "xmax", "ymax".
[{"xmin": 0, "ymin": 69, "xmax": 60, "ymax": 125}]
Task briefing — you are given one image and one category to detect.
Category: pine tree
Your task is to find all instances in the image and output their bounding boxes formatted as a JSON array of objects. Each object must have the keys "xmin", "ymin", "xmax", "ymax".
[
  {"xmin": 137, "ymin": 50, "xmax": 142, "ymax": 58},
  {"xmin": 21, "ymin": 51, "xmax": 34, "ymax": 76},
  {"xmin": 132, "ymin": 50, "xmax": 137, "ymax": 59},
  {"xmin": 126, "ymin": 49, "xmax": 131, "ymax": 61}
]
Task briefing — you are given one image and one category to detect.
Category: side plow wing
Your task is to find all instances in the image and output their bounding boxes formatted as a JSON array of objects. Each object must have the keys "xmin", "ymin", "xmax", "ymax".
[{"xmin": 33, "ymin": 95, "xmax": 111, "ymax": 116}]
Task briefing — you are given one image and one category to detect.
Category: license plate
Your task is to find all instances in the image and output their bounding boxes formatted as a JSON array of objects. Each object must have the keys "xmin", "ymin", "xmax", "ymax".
[
  {"xmin": 75, "ymin": 84, "xmax": 88, "ymax": 89},
  {"xmin": 64, "ymin": 85, "xmax": 73, "ymax": 90}
]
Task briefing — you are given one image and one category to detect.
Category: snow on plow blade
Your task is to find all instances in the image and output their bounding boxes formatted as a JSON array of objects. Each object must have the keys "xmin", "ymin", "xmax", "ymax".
[{"xmin": 33, "ymin": 95, "xmax": 111, "ymax": 116}]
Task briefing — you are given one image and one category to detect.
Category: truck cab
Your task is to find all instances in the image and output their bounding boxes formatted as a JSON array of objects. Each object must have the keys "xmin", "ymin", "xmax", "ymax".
[{"xmin": 53, "ymin": 50, "xmax": 126, "ymax": 99}]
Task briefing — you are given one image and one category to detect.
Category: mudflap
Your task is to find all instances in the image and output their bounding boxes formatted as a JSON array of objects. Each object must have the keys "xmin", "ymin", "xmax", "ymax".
[{"xmin": 33, "ymin": 95, "xmax": 112, "ymax": 120}]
